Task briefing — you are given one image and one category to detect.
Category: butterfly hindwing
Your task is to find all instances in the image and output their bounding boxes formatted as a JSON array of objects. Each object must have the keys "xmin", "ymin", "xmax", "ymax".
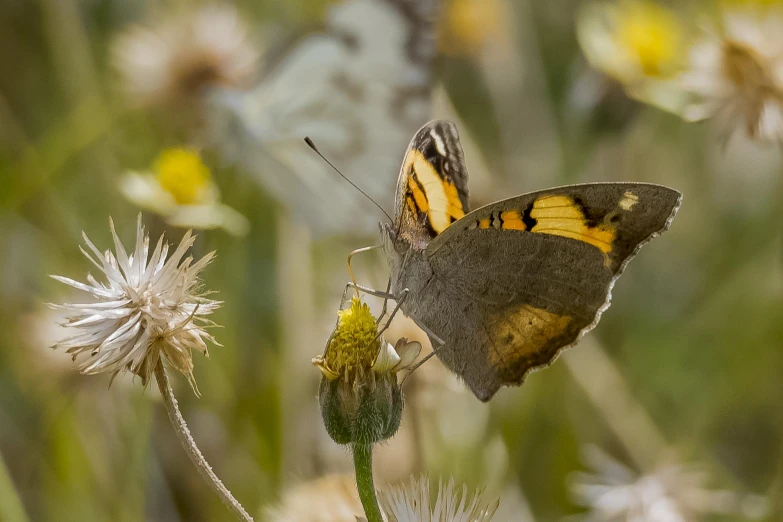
[{"xmin": 417, "ymin": 183, "xmax": 680, "ymax": 400}]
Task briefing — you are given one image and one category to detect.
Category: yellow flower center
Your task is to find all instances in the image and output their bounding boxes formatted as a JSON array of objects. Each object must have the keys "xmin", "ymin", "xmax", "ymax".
[
  {"xmin": 439, "ymin": 0, "xmax": 508, "ymax": 56},
  {"xmin": 614, "ymin": 1, "xmax": 683, "ymax": 77},
  {"xmin": 154, "ymin": 148, "xmax": 211, "ymax": 205},
  {"xmin": 323, "ymin": 297, "xmax": 380, "ymax": 382}
]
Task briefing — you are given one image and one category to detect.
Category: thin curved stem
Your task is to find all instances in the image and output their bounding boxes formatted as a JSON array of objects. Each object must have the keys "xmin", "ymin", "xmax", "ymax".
[
  {"xmin": 154, "ymin": 362, "xmax": 253, "ymax": 522},
  {"xmin": 353, "ymin": 443, "xmax": 383, "ymax": 522}
]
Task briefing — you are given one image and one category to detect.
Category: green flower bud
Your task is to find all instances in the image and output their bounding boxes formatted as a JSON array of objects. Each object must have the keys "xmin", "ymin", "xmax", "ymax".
[
  {"xmin": 312, "ymin": 297, "xmax": 419, "ymax": 445},
  {"xmin": 318, "ymin": 371, "xmax": 402, "ymax": 445}
]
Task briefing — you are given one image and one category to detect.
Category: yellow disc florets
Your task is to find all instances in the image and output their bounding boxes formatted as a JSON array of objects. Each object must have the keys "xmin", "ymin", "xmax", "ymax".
[
  {"xmin": 322, "ymin": 297, "xmax": 380, "ymax": 382},
  {"xmin": 614, "ymin": 1, "xmax": 683, "ymax": 78},
  {"xmin": 154, "ymin": 147, "xmax": 212, "ymax": 205}
]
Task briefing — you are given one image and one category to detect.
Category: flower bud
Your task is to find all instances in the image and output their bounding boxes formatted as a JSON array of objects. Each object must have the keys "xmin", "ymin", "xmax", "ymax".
[{"xmin": 313, "ymin": 297, "xmax": 419, "ymax": 445}]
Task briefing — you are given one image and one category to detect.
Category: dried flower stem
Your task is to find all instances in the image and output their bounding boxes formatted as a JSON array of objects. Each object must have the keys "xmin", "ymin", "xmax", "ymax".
[
  {"xmin": 353, "ymin": 443, "xmax": 383, "ymax": 522},
  {"xmin": 154, "ymin": 362, "xmax": 253, "ymax": 522}
]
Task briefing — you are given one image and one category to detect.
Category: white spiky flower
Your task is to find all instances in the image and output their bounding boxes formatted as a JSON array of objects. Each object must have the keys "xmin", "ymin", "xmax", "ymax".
[
  {"xmin": 49, "ymin": 216, "xmax": 221, "ymax": 395},
  {"xmin": 377, "ymin": 476, "xmax": 499, "ymax": 522},
  {"xmin": 680, "ymin": 5, "xmax": 783, "ymax": 142}
]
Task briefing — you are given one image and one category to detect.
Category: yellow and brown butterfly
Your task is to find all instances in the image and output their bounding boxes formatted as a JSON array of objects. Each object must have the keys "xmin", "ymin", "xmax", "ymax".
[{"xmin": 382, "ymin": 120, "xmax": 681, "ymax": 401}]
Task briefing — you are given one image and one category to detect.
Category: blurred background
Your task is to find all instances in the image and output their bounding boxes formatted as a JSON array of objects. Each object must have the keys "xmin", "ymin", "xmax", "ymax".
[{"xmin": 1, "ymin": 0, "xmax": 782, "ymax": 520}]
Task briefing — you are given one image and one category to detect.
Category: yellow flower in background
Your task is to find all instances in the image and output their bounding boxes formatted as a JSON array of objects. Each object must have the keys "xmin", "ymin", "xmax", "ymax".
[
  {"xmin": 578, "ymin": 0, "xmax": 689, "ymax": 112},
  {"xmin": 120, "ymin": 147, "xmax": 249, "ymax": 236},
  {"xmin": 579, "ymin": 0, "xmax": 685, "ymax": 83},
  {"xmin": 439, "ymin": 0, "xmax": 511, "ymax": 57},
  {"xmin": 613, "ymin": 2, "xmax": 681, "ymax": 77},
  {"xmin": 155, "ymin": 148, "xmax": 212, "ymax": 205}
]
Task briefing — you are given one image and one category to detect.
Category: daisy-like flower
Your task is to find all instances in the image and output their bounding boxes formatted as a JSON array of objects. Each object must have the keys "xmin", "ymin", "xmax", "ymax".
[
  {"xmin": 376, "ymin": 476, "xmax": 499, "ymax": 522},
  {"xmin": 120, "ymin": 147, "xmax": 249, "ymax": 236},
  {"xmin": 680, "ymin": 4, "xmax": 783, "ymax": 142},
  {"xmin": 49, "ymin": 216, "xmax": 221, "ymax": 395},
  {"xmin": 112, "ymin": 4, "xmax": 259, "ymax": 107},
  {"xmin": 577, "ymin": 0, "xmax": 689, "ymax": 112},
  {"xmin": 569, "ymin": 445, "xmax": 770, "ymax": 521}
]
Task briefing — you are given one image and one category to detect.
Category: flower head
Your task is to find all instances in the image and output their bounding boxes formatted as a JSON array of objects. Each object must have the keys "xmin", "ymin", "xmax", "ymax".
[
  {"xmin": 313, "ymin": 297, "xmax": 421, "ymax": 383},
  {"xmin": 578, "ymin": 1, "xmax": 685, "ymax": 83},
  {"xmin": 313, "ymin": 296, "xmax": 421, "ymax": 445},
  {"xmin": 377, "ymin": 476, "xmax": 499, "ymax": 522},
  {"xmin": 49, "ymin": 216, "xmax": 221, "ymax": 395},
  {"xmin": 112, "ymin": 4, "xmax": 259, "ymax": 107},
  {"xmin": 577, "ymin": 0, "xmax": 689, "ymax": 113},
  {"xmin": 679, "ymin": 5, "xmax": 783, "ymax": 141},
  {"xmin": 120, "ymin": 147, "xmax": 249, "ymax": 236}
]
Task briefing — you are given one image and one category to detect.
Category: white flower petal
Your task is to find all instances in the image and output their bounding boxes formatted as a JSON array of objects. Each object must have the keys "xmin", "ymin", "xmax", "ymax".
[{"xmin": 372, "ymin": 342, "xmax": 401, "ymax": 374}]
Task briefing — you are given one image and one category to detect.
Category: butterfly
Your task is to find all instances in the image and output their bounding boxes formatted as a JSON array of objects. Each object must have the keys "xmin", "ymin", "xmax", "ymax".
[
  {"xmin": 207, "ymin": 0, "xmax": 439, "ymax": 237},
  {"xmin": 379, "ymin": 120, "xmax": 682, "ymax": 401}
]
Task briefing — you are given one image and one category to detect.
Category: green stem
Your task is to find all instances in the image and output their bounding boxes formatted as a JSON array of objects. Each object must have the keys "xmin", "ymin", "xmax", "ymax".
[
  {"xmin": 154, "ymin": 362, "xmax": 253, "ymax": 521},
  {"xmin": 353, "ymin": 443, "xmax": 383, "ymax": 522}
]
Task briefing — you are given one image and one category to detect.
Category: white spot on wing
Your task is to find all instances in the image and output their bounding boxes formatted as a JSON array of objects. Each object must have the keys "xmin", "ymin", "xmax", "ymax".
[
  {"xmin": 430, "ymin": 129, "xmax": 447, "ymax": 156},
  {"xmin": 619, "ymin": 191, "xmax": 639, "ymax": 211}
]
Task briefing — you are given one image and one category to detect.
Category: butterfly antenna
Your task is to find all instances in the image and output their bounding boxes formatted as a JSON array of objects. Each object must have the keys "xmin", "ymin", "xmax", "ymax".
[{"xmin": 304, "ymin": 137, "xmax": 393, "ymax": 224}]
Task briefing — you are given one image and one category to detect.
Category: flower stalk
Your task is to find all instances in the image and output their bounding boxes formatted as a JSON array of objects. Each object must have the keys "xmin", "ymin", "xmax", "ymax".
[
  {"xmin": 154, "ymin": 361, "xmax": 253, "ymax": 522},
  {"xmin": 353, "ymin": 442, "xmax": 383, "ymax": 522}
]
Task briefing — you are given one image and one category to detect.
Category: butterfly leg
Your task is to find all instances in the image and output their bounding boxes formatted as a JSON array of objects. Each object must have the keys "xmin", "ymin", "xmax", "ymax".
[
  {"xmin": 400, "ymin": 315, "xmax": 448, "ymax": 386},
  {"xmin": 373, "ymin": 288, "xmax": 410, "ymax": 342},
  {"xmin": 347, "ymin": 245, "xmax": 382, "ymax": 298},
  {"xmin": 376, "ymin": 278, "xmax": 393, "ymax": 326},
  {"xmin": 347, "ymin": 282, "xmax": 397, "ymax": 300}
]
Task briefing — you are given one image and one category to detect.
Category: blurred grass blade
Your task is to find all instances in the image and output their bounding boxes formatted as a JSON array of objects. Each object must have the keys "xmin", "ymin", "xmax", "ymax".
[
  {"xmin": 0, "ymin": 450, "xmax": 29, "ymax": 522},
  {"xmin": 565, "ymin": 338, "xmax": 667, "ymax": 470}
]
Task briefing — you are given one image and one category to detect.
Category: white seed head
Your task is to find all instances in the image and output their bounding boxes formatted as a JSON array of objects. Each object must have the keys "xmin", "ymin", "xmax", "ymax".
[
  {"xmin": 378, "ymin": 475, "xmax": 499, "ymax": 522},
  {"xmin": 49, "ymin": 215, "xmax": 221, "ymax": 395}
]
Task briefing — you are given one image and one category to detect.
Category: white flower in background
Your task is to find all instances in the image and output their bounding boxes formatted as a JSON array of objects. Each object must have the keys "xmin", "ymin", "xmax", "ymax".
[
  {"xmin": 680, "ymin": 4, "xmax": 783, "ymax": 142},
  {"xmin": 120, "ymin": 147, "xmax": 249, "ymax": 236},
  {"xmin": 266, "ymin": 474, "xmax": 364, "ymax": 522},
  {"xmin": 112, "ymin": 4, "xmax": 259, "ymax": 106},
  {"xmin": 577, "ymin": 0, "xmax": 689, "ymax": 113},
  {"xmin": 569, "ymin": 445, "xmax": 770, "ymax": 521},
  {"xmin": 377, "ymin": 476, "xmax": 499, "ymax": 522},
  {"xmin": 49, "ymin": 216, "xmax": 221, "ymax": 395}
]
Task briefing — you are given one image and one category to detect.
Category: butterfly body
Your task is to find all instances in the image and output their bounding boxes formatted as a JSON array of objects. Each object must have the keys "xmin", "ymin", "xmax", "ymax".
[{"xmin": 382, "ymin": 121, "xmax": 682, "ymax": 401}]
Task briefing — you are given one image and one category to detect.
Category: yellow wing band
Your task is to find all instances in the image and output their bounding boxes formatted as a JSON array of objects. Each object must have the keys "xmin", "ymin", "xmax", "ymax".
[
  {"xmin": 404, "ymin": 149, "xmax": 466, "ymax": 234},
  {"xmin": 530, "ymin": 195, "xmax": 616, "ymax": 254}
]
